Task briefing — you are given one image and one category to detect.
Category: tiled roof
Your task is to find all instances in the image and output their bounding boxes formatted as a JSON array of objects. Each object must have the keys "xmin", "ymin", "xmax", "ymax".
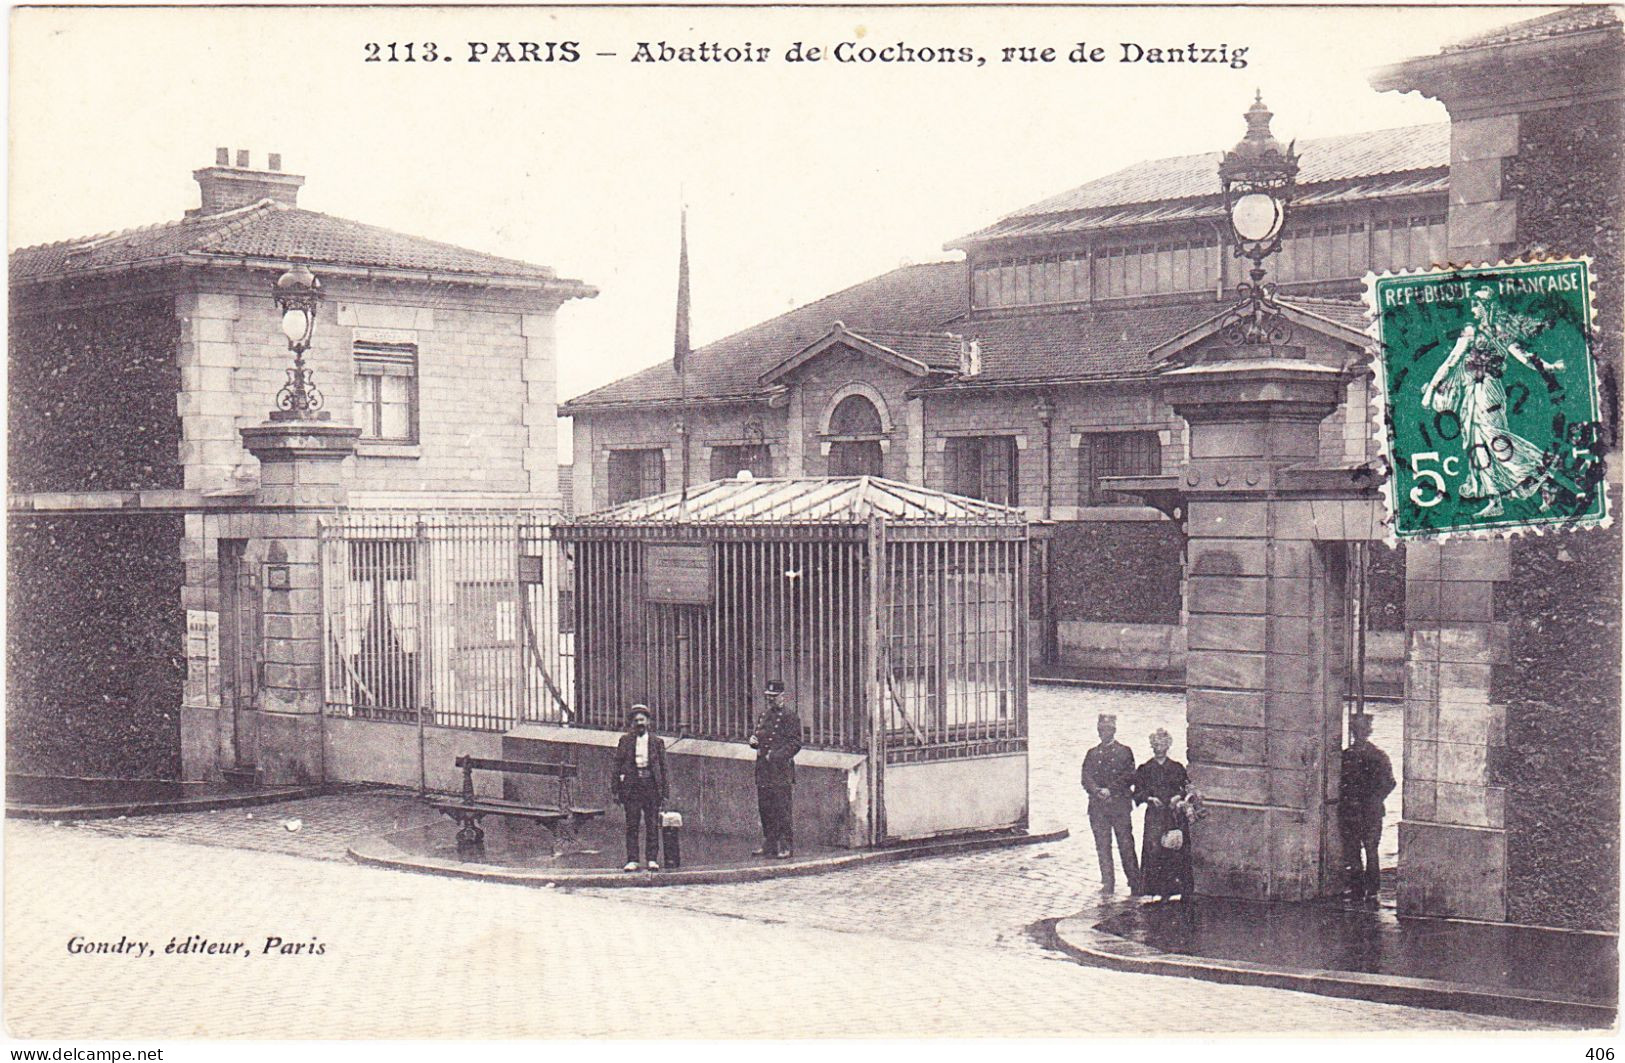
[
  {"xmin": 11, "ymin": 200, "xmax": 583, "ymax": 289},
  {"xmin": 561, "ymin": 261, "xmax": 967, "ymax": 409},
  {"xmin": 571, "ymin": 476, "xmax": 1026, "ymax": 524},
  {"xmin": 1286, "ymin": 296, "xmax": 1372, "ymax": 334},
  {"xmin": 953, "ymin": 124, "xmax": 1449, "ymax": 246},
  {"xmin": 945, "ymin": 301, "xmax": 1273, "ymax": 383},
  {"xmin": 562, "ymin": 253, "xmax": 1369, "ymax": 410},
  {"xmin": 1443, "ymin": 6, "xmax": 1621, "ymax": 52},
  {"xmin": 966, "ymin": 172, "xmax": 1448, "ymax": 244},
  {"xmin": 856, "ymin": 329, "xmax": 966, "ymax": 372}
]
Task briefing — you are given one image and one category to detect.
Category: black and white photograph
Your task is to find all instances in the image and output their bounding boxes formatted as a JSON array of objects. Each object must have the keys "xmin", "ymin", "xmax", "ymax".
[{"xmin": 4, "ymin": 2, "xmax": 1621, "ymax": 1052}]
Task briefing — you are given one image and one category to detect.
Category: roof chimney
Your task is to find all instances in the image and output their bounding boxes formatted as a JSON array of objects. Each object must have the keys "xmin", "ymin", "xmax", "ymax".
[{"xmin": 188, "ymin": 149, "xmax": 304, "ymax": 217}]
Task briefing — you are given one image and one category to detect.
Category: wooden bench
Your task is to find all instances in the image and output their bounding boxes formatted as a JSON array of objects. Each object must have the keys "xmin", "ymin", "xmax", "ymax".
[{"xmin": 428, "ymin": 756, "xmax": 604, "ymax": 849}]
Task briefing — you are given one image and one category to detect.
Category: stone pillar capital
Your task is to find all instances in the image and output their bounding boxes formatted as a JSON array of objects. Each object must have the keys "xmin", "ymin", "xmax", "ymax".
[{"xmin": 240, "ymin": 420, "xmax": 360, "ymax": 509}]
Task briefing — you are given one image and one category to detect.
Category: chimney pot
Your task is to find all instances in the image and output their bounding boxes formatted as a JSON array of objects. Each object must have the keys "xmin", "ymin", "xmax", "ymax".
[
  {"xmin": 268, "ymin": 153, "xmax": 282, "ymax": 172},
  {"xmin": 215, "ymin": 147, "xmax": 230, "ymax": 166},
  {"xmin": 235, "ymin": 149, "xmax": 250, "ymax": 168}
]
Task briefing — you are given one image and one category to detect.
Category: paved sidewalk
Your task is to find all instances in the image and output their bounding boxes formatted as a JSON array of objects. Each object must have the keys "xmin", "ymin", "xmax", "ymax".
[{"xmin": 4, "ymin": 821, "xmax": 1541, "ymax": 1038}]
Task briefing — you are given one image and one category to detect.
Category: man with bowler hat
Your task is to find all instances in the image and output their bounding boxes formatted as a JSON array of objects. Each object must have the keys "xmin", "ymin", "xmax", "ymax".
[
  {"xmin": 1339, "ymin": 713, "xmax": 1395, "ymax": 903},
  {"xmin": 612, "ymin": 704, "xmax": 668, "ymax": 871},
  {"xmin": 1080, "ymin": 712, "xmax": 1141, "ymax": 895},
  {"xmin": 750, "ymin": 679, "xmax": 802, "ymax": 858}
]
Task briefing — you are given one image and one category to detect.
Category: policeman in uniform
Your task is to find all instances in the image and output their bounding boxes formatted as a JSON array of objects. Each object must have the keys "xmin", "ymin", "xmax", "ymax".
[
  {"xmin": 749, "ymin": 678, "xmax": 803, "ymax": 858},
  {"xmin": 1339, "ymin": 714, "xmax": 1396, "ymax": 902},
  {"xmin": 1080, "ymin": 712, "xmax": 1141, "ymax": 894}
]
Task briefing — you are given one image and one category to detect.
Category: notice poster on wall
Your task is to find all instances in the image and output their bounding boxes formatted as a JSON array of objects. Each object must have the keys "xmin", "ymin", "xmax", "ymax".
[
  {"xmin": 643, "ymin": 542, "xmax": 714, "ymax": 605},
  {"xmin": 185, "ymin": 608, "xmax": 220, "ymax": 682}
]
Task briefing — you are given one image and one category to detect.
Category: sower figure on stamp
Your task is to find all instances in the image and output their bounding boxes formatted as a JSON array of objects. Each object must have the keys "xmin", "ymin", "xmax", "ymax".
[
  {"xmin": 749, "ymin": 679, "xmax": 802, "ymax": 859},
  {"xmin": 1339, "ymin": 714, "xmax": 1395, "ymax": 904},
  {"xmin": 612, "ymin": 705, "xmax": 668, "ymax": 872},
  {"xmin": 1080, "ymin": 712, "xmax": 1141, "ymax": 895}
]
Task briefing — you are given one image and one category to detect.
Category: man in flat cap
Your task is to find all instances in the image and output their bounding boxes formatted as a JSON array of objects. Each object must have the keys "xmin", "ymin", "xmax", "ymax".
[
  {"xmin": 1080, "ymin": 712, "xmax": 1141, "ymax": 895},
  {"xmin": 749, "ymin": 679, "xmax": 803, "ymax": 858},
  {"xmin": 612, "ymin": 704, "xmax": 668, "ymax": 871}
]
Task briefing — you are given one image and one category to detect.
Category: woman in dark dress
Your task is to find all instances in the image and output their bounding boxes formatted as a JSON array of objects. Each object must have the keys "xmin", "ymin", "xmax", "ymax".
[{"xmin": 1132, "ymin": 728, "xmax": 1192, "ymax": 902}]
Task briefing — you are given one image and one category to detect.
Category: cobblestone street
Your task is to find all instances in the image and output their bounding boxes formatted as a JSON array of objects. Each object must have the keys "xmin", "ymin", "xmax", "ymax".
[
  {"xmin": 5, "ymin": 684, "xmax": 1505, "ymax": 1038},
  {"xmin": 5, "ymin": 820, "xmax": 1535, "ymax": 1039}
]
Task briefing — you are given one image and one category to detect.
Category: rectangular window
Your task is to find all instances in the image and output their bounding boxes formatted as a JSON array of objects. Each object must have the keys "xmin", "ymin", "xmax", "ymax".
[
  {"xmin": 709, "ymin": 444, "xmax": 771, "ymax": 481},
  {"xmin": 1013, "ymin": 262, "xmax": 1031, "ymax": 306},
  {"xmin": 1372, "ymin": 223, "xmax": 1393, "ymax": 272},
  {"xmin": 1330, "ymin": 226, "xmax": 1352, "ymax": 278},
  {"xmin": 972, "ymin": 267, "xmax": 991, "ymax": 308},
  {"xmin": 607, "ymin": 448, "xmax": 666, "ymax": 505},
  {"xmin": 945, "ymin": 435, "xmax": 1019, "ymax": 506},
  {"xmin": 1425, "ymin": 218, "xmax": 1448, "ymax": 269},
  {"xmin": 1081, "ymin": 431, "xmax": 1162, "ymax": 506},
  {"xmin": 353, "ymin": 338, "xmax": 418, "ymax": 443}
]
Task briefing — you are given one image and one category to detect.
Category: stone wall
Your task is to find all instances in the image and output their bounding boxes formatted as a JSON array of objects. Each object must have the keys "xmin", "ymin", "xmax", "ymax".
[
  {"xmin": 8, "ymin": 297, "xmax": 182, "ymax": 493},
  {"xmin": 1495, "ymin": 98, "xmax": 1624, "ymax": 933},
  {"xmin": 176, "ymin": 280, "xmax": 563, "ymax": 505},
  {"xmin": 1498, "ymin": 527, "xmax": 1622, "ymax": 931},
  {"xmin": 6, "ymin": 514, "xmax": 185, "ymax": 779}
]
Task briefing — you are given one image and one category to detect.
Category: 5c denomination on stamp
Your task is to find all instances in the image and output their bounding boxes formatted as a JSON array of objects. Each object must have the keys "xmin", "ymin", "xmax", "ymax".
[{"xmin": 1366, "ymin": 258, "xmax": 1608, "ymax": 540}]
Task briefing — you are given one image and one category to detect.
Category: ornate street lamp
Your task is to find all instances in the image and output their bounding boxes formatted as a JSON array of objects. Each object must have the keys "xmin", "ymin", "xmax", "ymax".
[
  {"xmin": 1217, "ymin": 92, "xmax": 1300, "ymax": 345},
  {"xmin": 271, "ymin": 259, "xmax": 327, "ymax": 419}
]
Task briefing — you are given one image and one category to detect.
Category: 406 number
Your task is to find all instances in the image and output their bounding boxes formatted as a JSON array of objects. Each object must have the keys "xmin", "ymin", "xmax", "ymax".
[{"xmin": 1584, "ymin": 1049, "xmax": 1613, "ymax": 1060}]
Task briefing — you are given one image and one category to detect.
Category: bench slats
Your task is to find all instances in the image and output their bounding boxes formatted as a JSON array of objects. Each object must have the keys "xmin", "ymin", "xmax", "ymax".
[{"xmin": 455, "ymin": 756, "xmax": 577, "ymax": 778}]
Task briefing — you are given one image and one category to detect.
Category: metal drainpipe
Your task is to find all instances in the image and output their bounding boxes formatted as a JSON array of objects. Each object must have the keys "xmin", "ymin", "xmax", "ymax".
[
  {"xmin": 1035, "ymin": 394, "xmax": 1055, "ymax": 520},
  {"xmin": 1209, "ymin": 219, "xmax": 1230, "ymax": 300},
  {"xmin": 1034, "ymin": 394, "xmax": 1056, "ymax": 670}
]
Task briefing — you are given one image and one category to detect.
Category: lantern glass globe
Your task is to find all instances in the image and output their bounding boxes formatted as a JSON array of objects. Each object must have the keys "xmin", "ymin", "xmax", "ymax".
[
  {"xmin": 280, "ymin": 308, "xmax": 311, "ymax": 347},
  {"xmin": 1231, "ymin": 192, "xmax": 1284, "ymax": 243}
]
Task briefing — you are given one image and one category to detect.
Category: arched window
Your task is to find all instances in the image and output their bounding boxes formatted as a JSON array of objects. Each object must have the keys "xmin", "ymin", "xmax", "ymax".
[{"xmin": 828, "ymin": 394, "xmax": 883, "ymax": 436}]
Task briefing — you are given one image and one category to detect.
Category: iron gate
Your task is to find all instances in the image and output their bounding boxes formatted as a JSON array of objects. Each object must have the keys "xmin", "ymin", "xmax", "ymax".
[{"xmin": 320, "ymin": 511, "xmax": 574, "ymax": 730}]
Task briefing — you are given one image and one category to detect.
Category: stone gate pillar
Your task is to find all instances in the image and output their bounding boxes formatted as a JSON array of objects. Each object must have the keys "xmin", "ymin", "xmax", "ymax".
[
  {"xmin": 1163, "ymin": 353, "xmax": 1352, "ymax": 900},
  {"xmin": 239, "ymin": 420, "xmax": 360, "ymax": 784}
]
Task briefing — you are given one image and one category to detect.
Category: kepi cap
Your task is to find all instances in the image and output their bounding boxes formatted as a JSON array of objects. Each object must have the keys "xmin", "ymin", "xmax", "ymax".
[{"xmin": 764, "ymin": 679, "xmax": 785, "ymax": 695}]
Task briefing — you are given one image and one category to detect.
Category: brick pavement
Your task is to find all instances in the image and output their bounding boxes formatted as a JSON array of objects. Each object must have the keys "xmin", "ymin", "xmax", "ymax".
[{"xmin": 4, "ymin": 820, "xmax": 1537, "ymax": 1038}]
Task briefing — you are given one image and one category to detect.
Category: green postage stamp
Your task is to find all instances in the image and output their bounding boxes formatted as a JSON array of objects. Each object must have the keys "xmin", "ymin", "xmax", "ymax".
[{"xmin": 1367, "ymin": 258, "xmax": 1608, "ymax": 540}]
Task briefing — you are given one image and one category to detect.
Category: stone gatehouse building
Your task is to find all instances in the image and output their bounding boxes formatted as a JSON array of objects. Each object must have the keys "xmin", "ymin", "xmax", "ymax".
[{"xmin": 8, "ymin": 151, "xmax": 594, "ymax": 782}]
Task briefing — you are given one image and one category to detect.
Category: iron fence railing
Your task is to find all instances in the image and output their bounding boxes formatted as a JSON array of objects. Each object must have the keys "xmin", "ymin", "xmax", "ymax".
[{"xmin": 320, "ymin": 511, "xmax": 573, "ymax": 731}]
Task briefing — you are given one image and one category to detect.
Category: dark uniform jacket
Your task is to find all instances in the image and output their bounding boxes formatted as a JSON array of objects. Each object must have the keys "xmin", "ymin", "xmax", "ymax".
[
  {"xmin": 1339, "ymin": 740, "xmax": 1396, "ymax": 827},
  {"xmin": 611, "ymin": 730, "xmax": 669, "ymax": 804},
  {"xmin": 751, "ymin": 701, "xmax": 803, "ymax": 784},
  {"xmin": 1080, "ymin": 741, "xmax": 1137, "ymax": 813}
]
